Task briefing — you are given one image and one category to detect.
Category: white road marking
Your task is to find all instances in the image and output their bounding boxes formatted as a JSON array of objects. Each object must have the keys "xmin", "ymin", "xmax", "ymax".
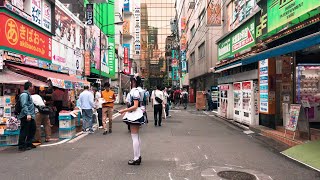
[
  {"xmin": 243, "ymin": 130, "xmax": 255, "ymax": 135},
  {"xmin": 184, "ymin": 178, "xmax": 189, "ymax": 180},
  {"xmin": 126, "ymin": 173, "xmax": 136, "ymax": 175},
  {"xmin": 204, "ymin": 155, "xmax": 208, "ymax": 160},
  {"xmin": 197, "ymin": 146, "xmax": 201, "ymax": 149},
  {"xmin": 68, "ymin": 133, "xmax": 88, "ymax": 143},
  {"xmin": 180, "ymin": 163, "xmax": 196, "ymax": 167},
  {"xmin": 39, "ymin": 139, "xmax": 69, "ymax": 147},
  {"xmin": 212, "ymin": 168, "xmax": 216, "ymax": 173},
  {"xmin": 268, "ymin": 176, "xmax": 273, "ymax": 180},
  {"xmin": 168, "ymin": 173, "xmax": 173, "ymax": 180},
  {"xmin": 224, "ymin": 164, "xmax": 243, "ymax": 168},
  {"xmin": 201, "ymin": 174, "xmax": 215, "ymax": 177}
]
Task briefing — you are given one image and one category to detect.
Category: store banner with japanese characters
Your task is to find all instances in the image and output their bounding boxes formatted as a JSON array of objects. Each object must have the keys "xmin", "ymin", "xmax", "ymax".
[
  {"xmin": 31, "ymin": 0, "xmax": 42, "ymax": 26},
  {"xmin": 0, "ymin": 13, "xmax": 52, "ymax": 61},
  {"xmin": 134, "ymin": 0, "xmax": 141, "ymax": 55},
  {"xmin": 42, "ymin": 0, "xmax": 51, "ymax": 32}
]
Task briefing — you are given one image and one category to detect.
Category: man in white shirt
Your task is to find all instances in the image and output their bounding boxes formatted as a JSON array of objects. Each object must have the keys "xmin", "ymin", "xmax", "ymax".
[
  {"xmin": 151, "ymin": 85, "xmax": 164, "ymax": 126},
  {"xmin": 31, "ymin": 94, "xmax": 51, "ymax": 143},
  {"xmin": 79, "ymin": 86, "xmax": 95, "ymax": 133}
]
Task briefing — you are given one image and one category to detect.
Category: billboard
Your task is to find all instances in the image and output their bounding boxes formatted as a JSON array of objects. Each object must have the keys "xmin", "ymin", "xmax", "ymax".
[
  {"xmin": 231, "ymin": 0, "xmax": 256, "ymax": 30},
  {"xmin": 0, "ymin": 13, "xmax": 52, "ymax": 61},
  {"xmin": 207, "ymin": 0, "xmax": 222, "ymax": 26}
]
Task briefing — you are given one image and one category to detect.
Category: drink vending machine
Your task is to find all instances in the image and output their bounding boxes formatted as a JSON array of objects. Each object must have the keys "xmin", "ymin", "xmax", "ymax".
[
  {"xmin": 233, "ymin": 82, "xmax": 242, "ymax": 122},
  {"xmin": 218, "ymin": 84, "xmax": 234, "ymax": 119}
]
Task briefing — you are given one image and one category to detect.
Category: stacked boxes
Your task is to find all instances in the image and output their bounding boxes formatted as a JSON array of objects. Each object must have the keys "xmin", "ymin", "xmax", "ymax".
[
  {"xmin": 59, "ymin": 112, "xmax": 76, "ymax": 139},
  {"xmin": 0, "ymin": 130, "xmax": 20, "ymax": 146}
]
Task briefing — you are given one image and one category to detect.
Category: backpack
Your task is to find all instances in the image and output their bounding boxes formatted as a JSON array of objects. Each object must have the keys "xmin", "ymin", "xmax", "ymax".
[
  {"xmin": 14, "ymin": 92, "xmax": 29, "ymax": 115},
  {"xmin": 182, "ymin": 93, "xmax": 188, "ymax": 100}
]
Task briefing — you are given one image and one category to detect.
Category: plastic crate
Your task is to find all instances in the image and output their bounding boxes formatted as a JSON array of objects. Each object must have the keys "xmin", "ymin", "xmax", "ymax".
[
  {"xmin": 59, "ymin": 127, "xmax": 76, "ymax": 139},
  {"xmin": 0, "ymin": 134, "xmax": 19, "ymax": 146},
  {"xmin": 4, "ymin": 129, "xmax": 20, "ymax": 135},
  {"xmin": 59, "ymin": 119, "xmax": 75, "ymax": 128}
]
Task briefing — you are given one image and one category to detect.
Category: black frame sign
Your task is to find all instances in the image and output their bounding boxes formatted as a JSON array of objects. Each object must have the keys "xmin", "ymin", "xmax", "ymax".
[{"xmin": 86, "ymin": 4, "xmax": 94, "ymax": 26}]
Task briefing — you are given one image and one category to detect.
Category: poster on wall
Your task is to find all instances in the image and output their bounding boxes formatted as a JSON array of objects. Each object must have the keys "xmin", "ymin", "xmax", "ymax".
[
  {"xmin": 31, "ymin": 0, "xmax": 42, "ymax": 26},
  {"xmin": 85, "ymin": 25, "xmax": 100, "ymax": 71},
  {"xmin": 259, "ymin": 59, "xmax": 269, "ymax": 113},
  {"xmin": 55, "ymin": 6, "xmax": 77, "ymax": 47},
  {"xmin": 207, "ymin": 0, "xmax": 222, "ymax": 26},
  {"xmin": 286, "ymin": 104, "xmax": 301, "ymax": 131},
  {"xmin": 42, "ymin": 0, "xmax": 51, "ymax": 32}
]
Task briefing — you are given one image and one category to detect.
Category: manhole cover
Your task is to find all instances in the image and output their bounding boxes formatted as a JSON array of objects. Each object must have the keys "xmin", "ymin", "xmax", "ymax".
[{"xmin": 217, "ymin": 171, "xmax": 256, "ymax": 180}]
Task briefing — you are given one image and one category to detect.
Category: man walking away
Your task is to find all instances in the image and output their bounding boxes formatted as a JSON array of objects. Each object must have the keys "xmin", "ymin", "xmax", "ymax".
[
  {"xmin": 181, "ymin": 89, "xmax": 189, "ymax": 110},
  {"xmin": 151, "ymin": 85, "xmax": 164, "ymax": 126},
  {"xmin": 79, "ymin": 86, "xmax": 95, "ymax": 133},
  {"xmin": 206, "ymin": 90, "xmax": 213, "ymax": 111},
  {"xmin": 32, "ymin": 94, "xmax": 51, "ymax": 144},
  {"xmin": 18, "ymin": 82, "xmax": 36, "ymax": 151},
  {"xmin": 102, "ymin": 82, "xmax": 116, "ymax": 135},
  {"xmin": 144, "ymin": 89, "xmax": 150, "ymax": 105},
  {"xmin": 163, "ymin": 87, "xmax": 171, "ymax": 118}
]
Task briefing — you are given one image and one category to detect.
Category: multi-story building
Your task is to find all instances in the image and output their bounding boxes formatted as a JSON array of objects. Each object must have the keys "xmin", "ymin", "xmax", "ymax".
[
  {"xmin": 176, "ymin": 0, "xmax": 222, "ymax": 102},
  {"xmin": 215, "ymin": 0, "xmax": 320, "ymax": 136}
]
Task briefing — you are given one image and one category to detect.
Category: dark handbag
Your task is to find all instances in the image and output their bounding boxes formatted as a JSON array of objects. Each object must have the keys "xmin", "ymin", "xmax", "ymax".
[
  {"xmin": 155, "ymin": 96, "xmax": 163, "ymax": 104},
  {"xmin": 37, "ymin": 105, "xmax": 51, "ymax": 115}
]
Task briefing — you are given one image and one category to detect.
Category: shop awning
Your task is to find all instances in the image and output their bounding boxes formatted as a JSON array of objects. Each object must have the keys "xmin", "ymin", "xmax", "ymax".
[
  {"xmin": 7, "ymin": 64, "xmax": 89, "ymax": 89},
  {"xmin": 242, "ymin": 31, "xmax": 320, "ymax": 65},
  {"xmin": 214, "ymin": 60, "xmax": 242, "ymax": 73},
  {"xmin": 0, "ymin": 69, "xmax": 48, "ymax": 87}
]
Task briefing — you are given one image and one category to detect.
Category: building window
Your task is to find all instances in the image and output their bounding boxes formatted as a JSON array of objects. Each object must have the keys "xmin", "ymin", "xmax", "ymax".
[
  {"xmin": 198, "ymin": 42, "xmax": 205, "ymax": 59},
  {"xmin": 198, "ymin": 9, "xmax": 205, "ymax": 27},
  {"xmin": 190, "ymin": 25, "xmax": 195, "ymax": 37},
  {"xmin": 190, "ymin": 51, "xmax": 195, "ymax": 64}
]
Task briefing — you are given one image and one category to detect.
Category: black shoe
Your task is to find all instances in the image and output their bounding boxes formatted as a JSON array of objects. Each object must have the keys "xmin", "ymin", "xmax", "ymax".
[
  {"xmin": 139, "ymin": 156, "xmax": 142, "ymax": 161},
  {"xmin": 128, "ymin": 159, "xmax": 141, "ymax": 165},
  {"xmin": 26, "ymin": 147, "xmax": 32, "ymax": 150},
  {"xmin": 109, "ymin": 129, "xmax": 112, "ymax": 134},
  {"xmin": 159, "ymin": 124, "xmax": 162, "ymax": 126},
  {"xmin": 103, "ymin": 131, "xmax": 108, "ymax": 135},
  {"xmin": 18, "ymin": 147, "xmax": 26, "ymax": 151}
]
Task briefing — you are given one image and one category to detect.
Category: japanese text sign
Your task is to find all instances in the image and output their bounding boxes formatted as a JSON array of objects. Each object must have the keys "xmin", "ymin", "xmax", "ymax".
[
  {"xmin": 0, "ymin": 13, "xmax": 52, "ymax": 61},
  {"xmin": 31, "ymin": 0, "xmax": 42, "ymax": 26},
  {"xmin": 86, "ymin": 4, "xmax": 94, "ymax": 26}
]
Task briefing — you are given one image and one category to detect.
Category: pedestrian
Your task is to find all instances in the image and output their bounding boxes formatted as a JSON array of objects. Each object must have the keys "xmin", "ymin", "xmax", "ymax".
[
  {"xmin": 206, "ymin": 90, "xmax": 213, "ymax": 111},
  {"xmin": 52, "ymin": 87, "xmax": 64, "ymax": 125},
  {"xmin": 163, "ymin": 87, "xmax": 171, "ymax": 118},
  {"xmin": 151, "ymin": 85, "xmax": 164, "ymax": 126},
  {"xmin": 174, "ymin": 88, "xmax": 181, "ymax": 106},
  {"xmin": 18, "ymin": 81, "xmax": 36, "ymax": 151},
  {"xmin": 32, "ymin": 94, "xmax": 51, "ymax": 144},
  {"xmin": 95, "ymin": 88, "xmax": 103, "ymax": 129},
  {"xmin": 144, "ymin": 89, "xmax": 150, "ymax": 105},
  {"xmin": 78, "ymin": 85, "xmax": 95, "ymax": 133},
  {"xmin": 101, "ymin": 82, "xmax": 116, "ymax": 135},
  {"xmin": 119, "ymin": 74, "xmax": 145, "ymax": 165},
  {"xmin": 181, "ymin": 89, "xmax": 189, "ymax": 109}
]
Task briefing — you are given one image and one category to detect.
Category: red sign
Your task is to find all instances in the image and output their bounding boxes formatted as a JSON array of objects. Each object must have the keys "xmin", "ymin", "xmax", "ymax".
[
  {"xmin": 242, "ymin": 81, "xmax": 252, "ymax": 90},
  {"xmin": 84, "ymin": 51, "xmax": 90, "ymax": 76},
  {"xmin": 0, "ymin": 13, "xmax": 52, "ymax": 61},
  {"xmin": 124, "ymin": 47, "xmax": 129, "ymax": 65},
  {"xmin": 233, "ymin": 83, "xmax": 241, "ymax": 90},
  {"xmin": 219, "ymin": 85, "xmax": 229, "ymax": 91}
]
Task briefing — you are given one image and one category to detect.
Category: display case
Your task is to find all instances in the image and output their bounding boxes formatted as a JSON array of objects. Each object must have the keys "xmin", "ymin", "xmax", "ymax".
[{"xmin": 296, "ymin": 65, "xmax": 320, "ymax": 122}]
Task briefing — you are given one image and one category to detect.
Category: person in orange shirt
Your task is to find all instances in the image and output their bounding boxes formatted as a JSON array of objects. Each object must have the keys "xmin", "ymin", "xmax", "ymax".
[{"xmin": 101, "ymin": 82, "xmax": 116, "ymax": 135}]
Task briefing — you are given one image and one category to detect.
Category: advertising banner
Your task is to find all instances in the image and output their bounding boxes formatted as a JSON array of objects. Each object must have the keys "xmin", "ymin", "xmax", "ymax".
[
  {"xmin": 172, "ymin": 67, "xmax": 179, "ymax": 81},
  {"xmin": 124, "ymin": 0, "xmax": 130, "ymax": 12},
  {"xmin": 11, "ymin": 0, "xmax": 24, "ymax": 10},
  {"xmin": 267, "ymin": 0, "xmax": 320, "ymax": 33},
  {"xmin": 85, "ymin": 25, "xmax": 100, "ymax": 71},
  {"xmin": 124, "ymin": 47, "xmax": 129, "ymax": 65},
  {"xmin": 84, "ymin": 51, "xmax": 90, "ymax": 76},
  {"xmin": 231, "ymin": 0, "xmax": 255, "ymax": 29},
  {"xmin": 134, "ymin": 0, "xmax": 141, "ymax": 55},
  {"xmin": 218, "ymin": 18, "xmax": 255, "ymax": 61},
  {"xmin": 0, "ymin": 13, "xmax": 52, "ymax": 61},
  {"xmin": 108, "ymin": 37, "xmax": 115, "ymax": 76},
  {"xmin": 207, "ymin": 0, "xmax": 222, "ymax": 26},
  {"xmin": 31, "ymin": 0, "xmax": 42, "ymax": 26},
  {"xmin": 86, "ymin": 4, "xmax": 94, "ymax": 26},
  {"xmin": 286, "ymin": 104, "xmax": 301, "ymax": 131},
  {"xmin": 42, "ymin": 0, "xmax": 52, "ymax": 32},
  {"xmin": 259, "ymin": 59, "xmax": 269, "ymax": 113}
]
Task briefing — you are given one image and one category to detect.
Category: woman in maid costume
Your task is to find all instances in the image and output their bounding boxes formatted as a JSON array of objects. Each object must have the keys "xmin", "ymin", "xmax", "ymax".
[{"xmin": 119, "ymin": 74, "xmax": 145, "ymax": 165}]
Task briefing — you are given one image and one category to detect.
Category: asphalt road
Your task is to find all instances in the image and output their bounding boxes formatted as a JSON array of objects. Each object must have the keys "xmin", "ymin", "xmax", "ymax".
[{"xmin": 0, "ymin": 105, "xmax": 319, "ymax": 180}]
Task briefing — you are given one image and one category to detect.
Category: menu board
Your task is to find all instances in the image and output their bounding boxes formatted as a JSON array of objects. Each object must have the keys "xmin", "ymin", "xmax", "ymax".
[
  {"xmin": 259, "ymin": 59, "xmax": 269, "ymax": 113},
  {"xmin": 286, "ymin": 104, "xmax": 301, "ymax": 131}
]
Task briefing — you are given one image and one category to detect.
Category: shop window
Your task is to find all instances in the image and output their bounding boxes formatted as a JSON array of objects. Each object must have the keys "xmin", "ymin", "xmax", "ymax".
[
  {"xmin": 190, "ymin": 51, "xmax": 195, "ymax": 65},
  {"xmin": 190, "ymin": 25, "xmax": 196, "ymax": 37},
  {"xmin": 198, "ymin": 8, "xmax": 205, "ymax": 27}
]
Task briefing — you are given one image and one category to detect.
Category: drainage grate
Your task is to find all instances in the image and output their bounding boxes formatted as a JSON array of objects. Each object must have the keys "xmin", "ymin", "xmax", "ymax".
[{"xmin": 217, "ymin": 171, "xmax": 256, "ymax": 180}]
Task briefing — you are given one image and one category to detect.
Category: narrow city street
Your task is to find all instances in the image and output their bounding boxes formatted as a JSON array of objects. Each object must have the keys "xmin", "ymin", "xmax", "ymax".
[{"xmin": 0, "ymin": 105, "xmax": 319, "ymax": 180}]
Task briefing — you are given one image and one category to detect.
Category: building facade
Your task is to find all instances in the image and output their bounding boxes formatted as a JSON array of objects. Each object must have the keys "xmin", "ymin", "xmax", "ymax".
[
  {"xmin": 215, "ymin": 0, "xmax": 320, "ymax": 135},
  {"xmin": 176, "ymin": 0, "xmax": 222, "ymax": 102}
]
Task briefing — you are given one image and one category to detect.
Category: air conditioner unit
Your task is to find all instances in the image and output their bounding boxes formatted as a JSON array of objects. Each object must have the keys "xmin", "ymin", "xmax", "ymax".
[{"xmin": 188, "ymin": 0, "xmax": 195, "ymax": 9}]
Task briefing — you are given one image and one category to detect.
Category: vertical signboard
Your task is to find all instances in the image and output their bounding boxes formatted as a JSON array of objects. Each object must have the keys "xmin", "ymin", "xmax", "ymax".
[
  {"xmin": 124, "ymin": 0, "xmax": 130, "ymax": 12},
  {"xmin": 123, "ymin": 44, "xmax": 130, "ymax": 65},
  {"xmin": 84, "ymin": 51, "xmax": 90, "ymax": 76},
  {"xmin": 134, "ymin": 0, "xmax": 141, "ymax": 55},
  {"xmin": 42, "ymin": 0, "xmax": 51, "ymax": 32},
  {"xmin": 207, "ymin": 0, "xmax": 222, "ymax": 26},
  {"xmin": 86, "ymin": 4, "xmax": 94, "ymax": 26},
  {"xmin": 259, "ymin": 59, "xmax": 269, "ymax": 113},
  {"xmin": 31, "ymin": 0, "xmax": 42, "ymax": 26},
  {"xmin": 0, "ymin": 51, "xmax": 3, "ymax": 70},
  {"xmin": 123, "ymin": 21, "xmax": 130, "ymax": 34}
]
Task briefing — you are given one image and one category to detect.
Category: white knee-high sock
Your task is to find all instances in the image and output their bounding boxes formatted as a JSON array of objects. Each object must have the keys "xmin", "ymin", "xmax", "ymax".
[
  {"xmin": 131, "ymin": 134, "xmax": 139, "ymax": 160},
  {"xmin": 138, "ymin": 134, "xmax": 141, "ymax": 158}
]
